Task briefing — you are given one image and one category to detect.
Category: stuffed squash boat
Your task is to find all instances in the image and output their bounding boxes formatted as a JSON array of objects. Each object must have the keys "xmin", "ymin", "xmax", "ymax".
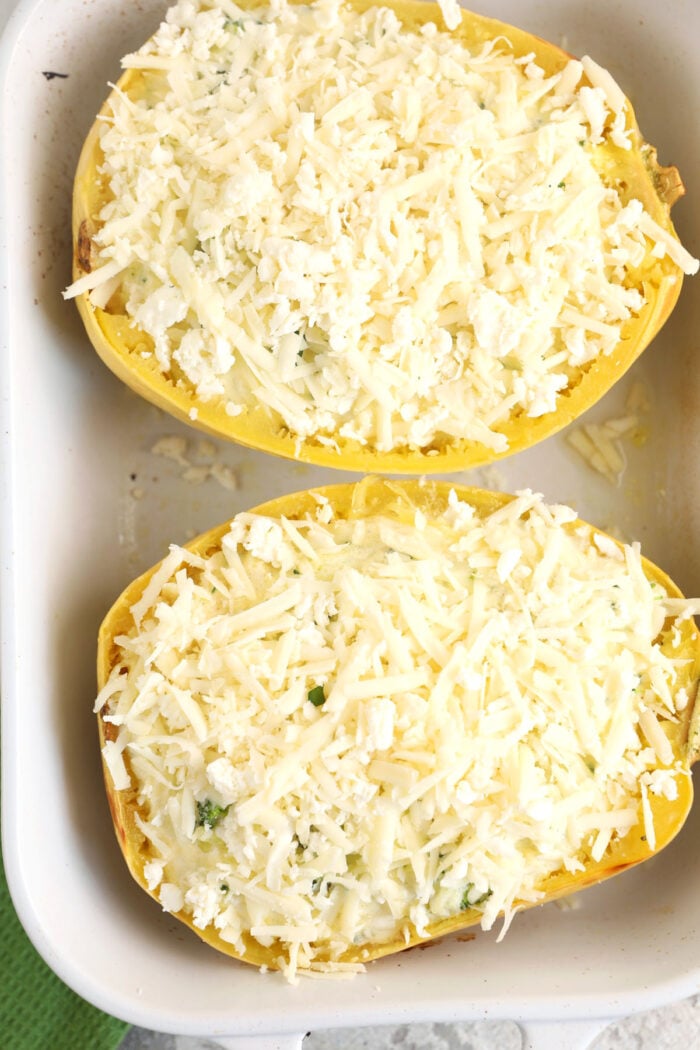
[
  {"xmin": 96, "ymin": 478, "xmax": 700, "ymax": 980},
  {"xmin": 66, "ymin": 0, "xmax": 697, "ymax": 473}
]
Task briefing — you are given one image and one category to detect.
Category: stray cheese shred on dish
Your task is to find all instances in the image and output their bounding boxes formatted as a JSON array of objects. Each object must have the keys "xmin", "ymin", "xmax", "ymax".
[
  {"xmin": 96, "ymin": 489, "xmax": 698, "ymax": 980},
  {"xmin": 64, "ymin": 0, "xmax": 698, "ymax": 454}
]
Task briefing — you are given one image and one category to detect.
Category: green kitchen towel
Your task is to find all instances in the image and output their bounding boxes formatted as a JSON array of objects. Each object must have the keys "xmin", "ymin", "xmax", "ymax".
[{"xmin": 0, "ymin": 842, "xmax": 130, "ymax": 1050}]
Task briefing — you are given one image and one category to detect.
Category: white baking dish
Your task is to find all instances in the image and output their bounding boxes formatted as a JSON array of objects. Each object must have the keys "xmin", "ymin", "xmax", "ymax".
[{"xmin": 1, "ymin": 0, "xmax": 699, "ymax": 1048}]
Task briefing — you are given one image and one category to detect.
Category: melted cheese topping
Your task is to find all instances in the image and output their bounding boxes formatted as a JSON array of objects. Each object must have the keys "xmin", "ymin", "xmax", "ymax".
[
  {"xmin": 65, "ymin": 0, "xmax": 698, "ymax": 454},
  {"xmin": 97, "ymin": 489, "xmax": 694, "ymax": 980}
]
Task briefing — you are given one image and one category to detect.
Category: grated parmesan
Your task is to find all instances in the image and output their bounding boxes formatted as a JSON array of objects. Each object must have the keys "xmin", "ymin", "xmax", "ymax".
[
  {"xmin": 98, "ymin": 487, "xmax": 697, "ymax": 979},
  {"xmin": 65, "ymin": 0, "xmax": 698, "ymax": 454}
]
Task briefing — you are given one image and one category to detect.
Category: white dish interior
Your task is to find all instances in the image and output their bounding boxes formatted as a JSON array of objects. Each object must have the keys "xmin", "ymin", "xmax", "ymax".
[{"xmin": 1, "ymin": 0, "xmax": 699, "ymax": 1039}]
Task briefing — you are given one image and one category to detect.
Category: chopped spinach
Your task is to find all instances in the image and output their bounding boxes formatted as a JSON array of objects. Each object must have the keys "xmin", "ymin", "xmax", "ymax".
[
  {"xmin": 196, "ymin": 798, "xmax": 230, "ymax": 829},
  {"xmin": 460, "ymin": 883, "xmax": 492, "ymax": 910},
  {"xmin": 307, "ymin": 685, "xmax": 326, "ymax": 707}
]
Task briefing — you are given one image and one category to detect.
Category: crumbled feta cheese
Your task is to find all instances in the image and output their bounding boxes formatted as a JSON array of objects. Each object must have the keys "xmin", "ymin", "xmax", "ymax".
[
  {"xmin": 159, "ymin": 883, "xmax": 184, "ymax": 912},
  {"xmin": 143, "ymin": 860, "xmax": 164, "ymax": 891}
]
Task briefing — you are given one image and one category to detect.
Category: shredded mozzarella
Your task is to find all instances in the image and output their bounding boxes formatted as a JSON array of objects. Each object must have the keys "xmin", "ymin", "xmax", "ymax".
[
  {"xmin": 98, "ymin": 488, "xmax": 697, "ymax": 979},
  {"xmin": 64, "ymin": 0, "xmax": 698, "ymax": 453}
]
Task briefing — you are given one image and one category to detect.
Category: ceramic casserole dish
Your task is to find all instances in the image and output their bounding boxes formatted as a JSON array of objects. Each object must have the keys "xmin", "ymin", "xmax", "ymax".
[{"xmin": 1, "ymin": 0, "xmax": 699, "ymax": 1048}]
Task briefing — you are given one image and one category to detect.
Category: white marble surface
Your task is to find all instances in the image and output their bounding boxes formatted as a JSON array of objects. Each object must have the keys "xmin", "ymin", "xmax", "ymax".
[{"xmin": 118, "ymin": 995, "xmax": 700, "ymax": 1050}]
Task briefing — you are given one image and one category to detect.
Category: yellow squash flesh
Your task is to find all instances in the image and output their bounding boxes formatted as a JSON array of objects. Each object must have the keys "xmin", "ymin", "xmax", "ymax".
[
  {"xmin": 97, "ymin": 477, "xmax": 700, "ymax": 970},
  {"xmin": 72, "ymin": 0, "xmax": 689, "ymax": 473}
]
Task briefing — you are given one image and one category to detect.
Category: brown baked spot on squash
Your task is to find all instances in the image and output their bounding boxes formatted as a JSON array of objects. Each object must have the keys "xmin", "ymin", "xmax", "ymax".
[
  {"xmin": 644, "ymin": 145, "xmax": 686, "ymax": 208},
  {"xmin": 77, "ymin": 220, "xmax": 93, "ymax": 274},
  {"xmin": 106, "ymin": 789, "xmax": 128, "ymax": 848}
]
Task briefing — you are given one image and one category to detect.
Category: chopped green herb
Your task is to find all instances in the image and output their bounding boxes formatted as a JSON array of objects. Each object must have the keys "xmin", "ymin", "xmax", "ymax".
[
  {"xmin": 220, "ymin": 882, "xmax": 230, "ymax": 893},
  {"xmin": 460, "ymin": 883, "xmax": 492, "ymax": 910},
  {"xmin": 557, "ymin": 180, "xmax": 566, "ymax": 189},
  {"xmin": 307, "ymin": 685, "xmax": 326, "ymax": 707},
  {"xmin": 294, "ymin": 329, "xmax": 309, "ymax": 359},
  {"xmin": 196, "ymin": 799, "xmax": 230, "ymax": 829}
]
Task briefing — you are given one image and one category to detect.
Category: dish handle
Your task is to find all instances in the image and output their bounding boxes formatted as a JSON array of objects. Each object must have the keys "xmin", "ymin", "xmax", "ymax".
[
  {"xmin": 518, "ymin": 1017, "xmax": 609, "ymax": 1049},
  {"xmin": 211, "ymin": 1035, "xmax": 305, "ymax": 1050}
]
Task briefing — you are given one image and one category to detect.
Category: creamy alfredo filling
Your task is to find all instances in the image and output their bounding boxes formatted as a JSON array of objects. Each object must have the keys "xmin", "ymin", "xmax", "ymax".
[
  {"xmin": 97, "ymin": 489, "xmax": 694, "ymax": 980},
  {"xmin": 66, "ymin": 0, "xmax": 697, "ymax": 453}
]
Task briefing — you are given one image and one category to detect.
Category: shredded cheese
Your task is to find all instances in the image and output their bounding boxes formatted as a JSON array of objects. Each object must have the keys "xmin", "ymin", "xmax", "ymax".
[
  {"xmin": 98, "ymin": 488, "xmax": 696, "ymax": 979},
  {"xmin": 65, "ymin": 0, "xmax": 698, "ymax": 454},
  {"xmin": 566, "ymin": 379, "xmax": 650, "ymax": 484}
]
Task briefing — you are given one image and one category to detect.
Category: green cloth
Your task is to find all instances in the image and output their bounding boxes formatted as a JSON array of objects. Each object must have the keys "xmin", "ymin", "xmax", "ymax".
[{"xmin": 0, "ymin": 841, "xmax": 130, "ymax": 1050}]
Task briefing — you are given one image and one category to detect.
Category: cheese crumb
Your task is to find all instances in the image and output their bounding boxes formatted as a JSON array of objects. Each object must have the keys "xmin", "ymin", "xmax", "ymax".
[
  {"xmin": 566, "ymin": 380, "xmax": 651, "ymax": 484},
  {"xmin": 151, "ymin": 434, "xmax": 238, "ymax": 490},
  {"xmin": 437, "ymin": 0, "xmax": 461, "ymax": 31}
]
